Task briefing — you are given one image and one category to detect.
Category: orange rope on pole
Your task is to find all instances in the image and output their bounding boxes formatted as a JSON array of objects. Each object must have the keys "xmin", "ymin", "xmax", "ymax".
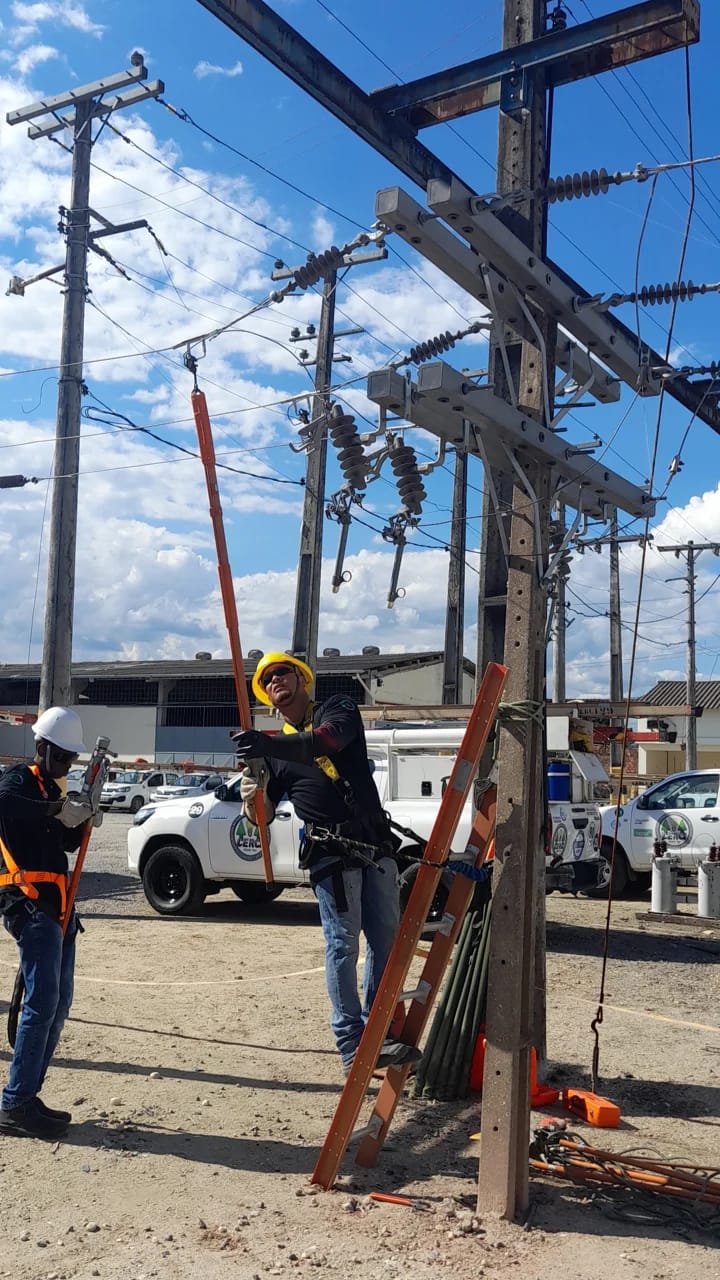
[{"xmin": 191, "ymin": 385, "xmax": 275, "ymax": 887}]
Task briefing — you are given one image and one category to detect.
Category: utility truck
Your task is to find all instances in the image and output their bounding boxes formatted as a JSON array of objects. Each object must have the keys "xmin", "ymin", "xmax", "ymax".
[
  {"xmin": 599, "ymin": 767, "xmax": 720, "ymax": 895},
  {"xmin": 127, "ymin": 722, "xmax": 605, "ymax": 916}
]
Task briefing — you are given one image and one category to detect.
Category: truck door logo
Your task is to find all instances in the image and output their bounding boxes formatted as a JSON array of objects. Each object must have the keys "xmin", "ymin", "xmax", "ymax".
[
  {"xmin": 230, "ymin": 815, "xmax": 262, "ymax": 862},
  {"xmin": 656, "ymin": 814, "xmax": 692, "ymax": 848},
  {"xmin": 572, "ymin": 831, "xmax": 585, "ymax": 859},
  {"xmin": 551, "ymin": 824, "xmax": 568, "ymax": 858}
]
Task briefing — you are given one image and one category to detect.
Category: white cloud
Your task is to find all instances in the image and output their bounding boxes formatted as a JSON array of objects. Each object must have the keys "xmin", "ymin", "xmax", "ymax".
[
  {"xmin": 12, "ymin": 43, "xmax": 59, "ymax": 75},
  {"xmin": 193, "ymin": 59, "xmax": 243, "ymax": 80},
  {"xmin": 10, "ymin": 1, "xmax": 104, "ymax": 38},
  {"xmin": 311, "ymin": 209, "xmax": 334, "ymax": 252}
]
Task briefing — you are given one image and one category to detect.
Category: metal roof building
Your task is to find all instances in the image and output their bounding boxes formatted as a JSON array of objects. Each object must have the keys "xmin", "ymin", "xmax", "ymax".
[{"xmin": 0, "ymin": 651, "xmax": 476, "ymax": 765}]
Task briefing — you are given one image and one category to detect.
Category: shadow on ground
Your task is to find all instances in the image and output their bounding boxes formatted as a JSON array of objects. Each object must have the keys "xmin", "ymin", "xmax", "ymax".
[{"xmin": 547, "ymin": 918, "xmax": 720, "ymax": 963}]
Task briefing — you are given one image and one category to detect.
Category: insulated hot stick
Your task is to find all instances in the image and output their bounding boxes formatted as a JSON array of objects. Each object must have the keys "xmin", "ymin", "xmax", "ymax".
[{"xmin": 189, "ymin": 377, "xmax": 275, "ymax": 888}]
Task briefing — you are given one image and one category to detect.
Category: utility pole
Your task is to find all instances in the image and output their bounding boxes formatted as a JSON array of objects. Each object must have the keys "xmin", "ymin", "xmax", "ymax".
[
  {"xmin": 442, "ymin": 446, "xmax": 468, "ymax": 703},
  {"xmin": 291, "ymin": 270, "xmax": 337, "ymax": 675},
  {"xmin": 608, "ymin": 509, "xmax": 624, "ymax": 769},
  {"xmin": 657, "ymin": 540, "xmax": 720, "ymax": 770},
  {"xmin": 7, "ymin": 56, "xmax": 163, "ymax": 709},
  {"xmin": 478, "ymin": 0, "xmax": 553, "ymax": 1219},
  {"xmin": 273, "ymin": 241, "xmax": 386, "ymax": 674},
  {"xmin": 551, "ymin": 502, "xmax": 567, "ymax": 704}
]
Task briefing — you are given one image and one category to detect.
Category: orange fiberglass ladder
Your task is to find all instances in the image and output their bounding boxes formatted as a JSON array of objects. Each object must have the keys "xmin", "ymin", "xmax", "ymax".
[{"xmin": 311, "ymin": 660, "xmax": 508, "ymax": 1190}]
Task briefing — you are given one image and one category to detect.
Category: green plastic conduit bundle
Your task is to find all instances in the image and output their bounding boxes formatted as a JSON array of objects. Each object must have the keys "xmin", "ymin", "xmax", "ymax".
[{"xmin": 413, "ymin": 875, "xmax": 492, "ymax": 1100}]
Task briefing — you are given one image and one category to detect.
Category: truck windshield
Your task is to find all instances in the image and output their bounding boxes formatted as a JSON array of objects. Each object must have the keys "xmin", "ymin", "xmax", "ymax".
[{"xmin": 114, "ymin": 771, "xmax": 142, "ymax": 784}]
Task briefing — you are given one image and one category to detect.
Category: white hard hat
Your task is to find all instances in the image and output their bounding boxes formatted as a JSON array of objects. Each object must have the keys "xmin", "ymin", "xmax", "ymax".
[{"xmin": 32, "ymin": 706, "xmax": 86, "ymax": 754}]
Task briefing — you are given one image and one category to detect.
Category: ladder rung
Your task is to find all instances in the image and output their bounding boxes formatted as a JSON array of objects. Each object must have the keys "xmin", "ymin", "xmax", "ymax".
[
  {"xmin": 421, "ymin": 912, "xmax": 455, "ymax": 936},
  {"xmin": 414, "ymin": 946, "xmax": 433, "ymax": 959},
  {"xmin": 350, "ymin": 1113, "xmax": 383, "ymax": 1144},
  {"xmin": 400, "ymin": 980, "xmax": 432, "ymax": 1004}
]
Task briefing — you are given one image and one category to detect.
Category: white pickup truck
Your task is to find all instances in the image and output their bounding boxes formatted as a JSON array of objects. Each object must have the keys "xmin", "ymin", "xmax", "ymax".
[
  {"xmin": 127, "ymin": 726, "xmax": 604, "ymax": 915},
  {"xmin": 101, "ymin": 768, "xmax": 180, "ymax": 815},
  {"xmin": 599, "ymin": 767, "xmax": 720, "ymax": 895}
]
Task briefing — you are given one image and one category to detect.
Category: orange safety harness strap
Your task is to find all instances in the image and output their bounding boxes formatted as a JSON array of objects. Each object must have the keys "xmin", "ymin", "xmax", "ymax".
[{"xmin": 0, "ymin": 765, "xmax": 68, "ymax": 920}]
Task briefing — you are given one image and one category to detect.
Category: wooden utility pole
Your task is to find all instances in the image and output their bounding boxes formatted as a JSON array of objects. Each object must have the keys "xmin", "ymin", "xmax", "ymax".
[
  {"xmin": 478, "ymin": 0, "xmax": 554, "ymax": 1219},
  {"xmin": 442, "ymin": 447, "xmax": 468, "ymax": 703}
]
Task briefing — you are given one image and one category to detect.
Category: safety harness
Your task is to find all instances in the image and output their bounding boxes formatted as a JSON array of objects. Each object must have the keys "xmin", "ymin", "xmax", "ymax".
[
  {"xmin": 282, "ymin": 705, "xmax": 394, "ymax": 910},
  {"xmin": 0, "ymin": 764, "xmax": 68, "ymax": 921}
]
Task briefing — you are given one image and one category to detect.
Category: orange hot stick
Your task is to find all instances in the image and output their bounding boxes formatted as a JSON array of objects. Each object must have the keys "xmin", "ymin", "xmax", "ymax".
[{"xmin": 191, "ymin": 386, "xmax": 274, "ymax": 887}]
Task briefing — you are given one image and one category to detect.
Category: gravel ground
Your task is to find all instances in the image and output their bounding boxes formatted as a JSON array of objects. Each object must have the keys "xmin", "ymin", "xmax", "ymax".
[{"xmin": 0, "ymin": 813, "xmax": 718, "ymax": 1280}]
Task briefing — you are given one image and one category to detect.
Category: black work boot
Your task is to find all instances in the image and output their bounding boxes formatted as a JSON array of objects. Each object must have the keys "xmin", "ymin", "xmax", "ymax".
[
  {"xmin": 35, "ymin": 1097, "xmax": 72, "ymax": 1123},
  {"xmin": 376, "ymin": 1039, "xmax": 423, "ymax": 1069},
  {"xmin": 0, "ymin": 1098, "xmax": 69, "ymax": 1138}
]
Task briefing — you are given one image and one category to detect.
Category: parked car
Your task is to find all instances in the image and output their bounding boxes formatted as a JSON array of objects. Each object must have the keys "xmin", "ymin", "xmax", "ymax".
[
  {"xmin": 599, "ymin": 768, "xmax": 720, "ymax": 894},
  {"xmin": 149, "ymin": 773, "xmax": 224, "ymax": 803},
  {"xmin": 101, "ymin": 769, "xmax": 180, "ymax": 814}
]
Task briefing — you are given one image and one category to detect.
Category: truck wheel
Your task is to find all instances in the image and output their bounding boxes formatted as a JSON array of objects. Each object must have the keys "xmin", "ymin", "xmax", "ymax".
[
  {"xmin": 142, "ymin": 845, "xmax": 207, "ymax": 915},
  {"xmin": 130, "ymin": 795, "xmax": 144, "ymax": 814},
  {"xmin": 588, "ymin": 840, "xmax": 628, "ymax": 898},
  {"xmin": 230, "ymin": 882, "xmax": 284, "ymax": 906}
]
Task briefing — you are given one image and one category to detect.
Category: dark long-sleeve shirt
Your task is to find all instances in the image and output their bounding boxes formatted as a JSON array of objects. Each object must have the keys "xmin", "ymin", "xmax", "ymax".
[
  {"xmin": 265, "ymin": 696, "xmax": 385, "ymax": 832},
  {"xmin": 0, "ymin": 763, "xmax": 83, "ymax": 920}
]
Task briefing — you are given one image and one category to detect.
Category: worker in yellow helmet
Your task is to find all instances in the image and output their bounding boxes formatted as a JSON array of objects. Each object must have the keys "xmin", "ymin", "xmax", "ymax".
[{"xmin": 234, "ymin": 652, "xmax": 420, "ymax": 1077}]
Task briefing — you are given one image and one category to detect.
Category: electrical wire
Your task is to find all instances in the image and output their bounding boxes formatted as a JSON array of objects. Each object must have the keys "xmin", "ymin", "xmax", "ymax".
[
  {"xmin": 591, "ymin": 46, "xmax": 698, "ymax": 1095},
  {"xmin": 82, "ymin": 390, "xmax": 303, "ymax": 487},
  {"xmin": 106, "ymin": 119, "xmax": 311, "ymax": 257}
]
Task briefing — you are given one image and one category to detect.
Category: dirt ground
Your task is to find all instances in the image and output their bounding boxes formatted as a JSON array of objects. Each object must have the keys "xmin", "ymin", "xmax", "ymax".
[{"xmin": 0, "ymin": 813, "xmax": 718, "ymax": 1280}]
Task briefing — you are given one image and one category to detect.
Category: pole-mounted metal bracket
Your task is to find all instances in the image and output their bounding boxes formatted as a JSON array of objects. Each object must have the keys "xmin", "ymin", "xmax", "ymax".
[
  {"xmin": 366, "ymin": 362, "xmax": 656, "ymax": 520},
  {"xmin": 500, "ymin": 65, "xmax": 533, "ymax": 118}
]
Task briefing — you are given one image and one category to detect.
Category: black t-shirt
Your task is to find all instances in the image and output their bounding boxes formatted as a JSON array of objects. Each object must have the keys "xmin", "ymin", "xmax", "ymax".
[
  {"xmin": 0, "ymin": 763, "xmax": 83, "ymax": 920},
  {"xmin": 265, "ymin": 695, "xmax": 385, "ymax": 832}
]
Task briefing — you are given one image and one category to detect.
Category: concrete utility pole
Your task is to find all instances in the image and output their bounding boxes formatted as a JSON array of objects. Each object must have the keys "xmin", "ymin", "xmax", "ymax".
[
  {"xmin": 608, "ymin": 509, "xmax": 624, "ymax": 769},
  {"xmin": 280, "ymin": 242, "xmax": 386, "ymax": 673},
  {"xmin": 291, "ymin": 271, "xmax": 338, "ymax": 674},
  {"xmin": 551, "ymin": 502, "xmax": 567, "ymax": 705},
  {"xmin": 7, "ymin": 57, "xmax": 163, "ymax": 709},
  {"xmin": 657, "ymin": 540, "xmax": 720, "ymax": 770},
  {"xmin": 478, "ymin": 0, "xmax": 554, "ymax": 1218},
  {"xmin": 41, "ymin": 98, "xmax": 92, "ymax": 712},
  {"xmin": 442, "ymin": 447, "xmax": 468, "ymax": 703}
]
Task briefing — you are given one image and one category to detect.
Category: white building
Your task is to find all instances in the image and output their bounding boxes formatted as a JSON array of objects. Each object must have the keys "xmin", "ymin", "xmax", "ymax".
[{"xmin": 636, "ymin": 680, "xmax": 720, "ymax": 775}]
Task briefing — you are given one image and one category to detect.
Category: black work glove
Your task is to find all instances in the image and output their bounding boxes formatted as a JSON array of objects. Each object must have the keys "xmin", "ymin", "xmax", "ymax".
[{"xmin": 232, "ymin": 729, "xmax": 314, "ymax": 765}]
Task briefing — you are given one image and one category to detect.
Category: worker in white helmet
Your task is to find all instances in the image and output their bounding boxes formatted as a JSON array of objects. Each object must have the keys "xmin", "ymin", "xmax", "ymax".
[{"xmin": 0, "ymin": 706, "xmax": 100, "ymax": 1139}]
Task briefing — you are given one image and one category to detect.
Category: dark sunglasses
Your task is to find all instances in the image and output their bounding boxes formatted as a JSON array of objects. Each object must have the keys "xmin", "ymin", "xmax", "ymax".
[
  {"xmin": 49, "ymin": 745, "xmax": 78, "ymax": 766},
  {"xmin": 260, "ymin": 664, "xmax": 295, "ymax": 689}
]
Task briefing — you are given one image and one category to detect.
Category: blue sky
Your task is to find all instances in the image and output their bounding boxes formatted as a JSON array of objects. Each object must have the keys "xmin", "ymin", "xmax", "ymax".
[{"xmin": 1, "ymin": 0, "xmax": 720, "ymax": 696}]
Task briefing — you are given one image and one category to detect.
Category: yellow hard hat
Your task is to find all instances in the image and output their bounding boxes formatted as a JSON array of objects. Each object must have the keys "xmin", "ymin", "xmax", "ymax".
[{"xmin": 251, "ymin": 652, "xmax": 314, "ymax": 706}]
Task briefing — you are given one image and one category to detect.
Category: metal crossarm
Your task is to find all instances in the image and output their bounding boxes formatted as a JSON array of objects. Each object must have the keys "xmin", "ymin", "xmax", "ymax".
[{"xmin": 310, "ymin": 661, "xmax": 507, "ymax": 1189}]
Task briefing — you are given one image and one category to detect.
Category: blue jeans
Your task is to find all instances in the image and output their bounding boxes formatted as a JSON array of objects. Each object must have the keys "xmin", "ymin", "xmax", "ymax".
[
  {"xmin": 2, "ymin": 905, "xmax": 77, "ymax": 1110},
  {"xmin": 313, "ymin": 856, "xmax": 399, "ymax": 1066}
]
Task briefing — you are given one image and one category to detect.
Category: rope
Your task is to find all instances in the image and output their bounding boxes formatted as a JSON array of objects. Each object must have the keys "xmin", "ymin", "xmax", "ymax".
[{"xmin": 530, "ymin": 1126, "xmax": 720, "ymax": 1237}]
